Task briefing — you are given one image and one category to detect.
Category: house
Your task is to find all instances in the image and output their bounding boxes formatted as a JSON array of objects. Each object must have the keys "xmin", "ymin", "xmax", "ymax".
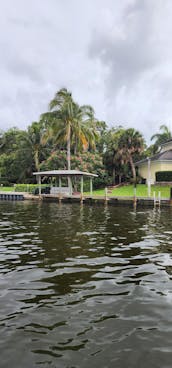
[{"xmin": 135, "ymin": 139, "xmax": 172, "ymax": 184}]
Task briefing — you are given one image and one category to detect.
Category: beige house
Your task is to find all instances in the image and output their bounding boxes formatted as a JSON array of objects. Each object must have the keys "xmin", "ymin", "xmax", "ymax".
[{"xmin": 135, "ymin": 139, "xmax": 172, "ymax": 184}]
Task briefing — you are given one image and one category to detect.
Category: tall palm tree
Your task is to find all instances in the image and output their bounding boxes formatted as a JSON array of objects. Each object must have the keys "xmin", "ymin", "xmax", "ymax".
[
  {"xmin": 118, "ymin": 128, "xmax": 145, "ymax": 181},
  {"xmin": 151, "ymin": 124, "xmax": 172, "ymax": 152},
  {"xmin": 72, "ymin": 104, "xmax": 98, "ymax": 154},
  {"xmin": 20, "ymin": 121, "xmax": 45, "ymax": 172},
  {"xmin": 41, "ymin": 88, "xmax": 98, "ymax": 170},
  {"xmin": 103, "ymin": 127, "xmax": 124, "ymax": 184}
]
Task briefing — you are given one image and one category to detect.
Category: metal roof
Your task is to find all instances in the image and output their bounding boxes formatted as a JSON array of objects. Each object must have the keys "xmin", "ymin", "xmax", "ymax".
[
  {"xmin": 33, "ymin": 170, "xmax": 98, "ymax": 178},
  {"xmin": 135, "ymin": 149, "xmax": 172, "ymax": 166},
  {"xmin": 161, "ymin": 139, "xmax": 172, "ymax": 147}
]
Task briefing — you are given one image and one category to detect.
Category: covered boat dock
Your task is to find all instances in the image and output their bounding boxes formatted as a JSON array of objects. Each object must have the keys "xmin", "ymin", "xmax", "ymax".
[{"xmin": 33, "ymin": 170, "xmax": 98, "ymax": 197}]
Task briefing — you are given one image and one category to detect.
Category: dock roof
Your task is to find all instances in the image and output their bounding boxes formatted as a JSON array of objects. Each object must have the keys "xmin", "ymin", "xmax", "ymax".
[{"xmin": 33, "ymin": 170, "xmax": 98, "ymax": 178}]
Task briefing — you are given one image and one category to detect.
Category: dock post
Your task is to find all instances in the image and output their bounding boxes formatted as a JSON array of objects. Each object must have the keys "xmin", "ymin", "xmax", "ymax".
[
  {"xmin": 158, "ymin": 191, "xmax": 161, "ymax": 207},
  {"xmin": 58, "ymin": 177, "xmax": 62, "ymax": 203},
  {"xmin": 105, "ymin": 187, "xmax": 108, "ymax": 204},
  {"xmin": 153, "ymin": 191, "xmax": 156, "ymax": 206},
  {"xmin": 133, "ymin": 187, "xmax": 137, "ymax": 208},
  {"xmin": 38, "ymin": 175, "xmax": 41, "ymax": 196},
  {"xmin": 90, "ymin": 177, "xmax": 93, "ymax": 197},
  {"xmin": 80, "ymin": 176, "xmax": 83, "ymax": 203}
]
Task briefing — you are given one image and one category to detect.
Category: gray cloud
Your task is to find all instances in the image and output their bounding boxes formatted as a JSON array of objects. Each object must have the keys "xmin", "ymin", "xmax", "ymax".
[
  {"xmin": 88, "ymin": 0, "xmax": 172, "ymax": 139},
  {"xmin": 89, "ymin": 1, "xmax": 157, "ymax": 88},
  {"xmin": 0, "ymin": 0, "xmax": 172, "ymax": 141}
]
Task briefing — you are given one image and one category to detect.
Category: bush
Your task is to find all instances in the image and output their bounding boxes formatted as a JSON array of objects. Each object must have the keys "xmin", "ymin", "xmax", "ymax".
[
  {"xmin": 14, "ymin": 184, "xmax": 48, "ymax": 193},
  {"xmin": 0, "ymin": 178, "xmax": 10, "ymax": 186},
  {"xmin": 156, "ymin": 171, "xmax": 172, "ymax": 182}
]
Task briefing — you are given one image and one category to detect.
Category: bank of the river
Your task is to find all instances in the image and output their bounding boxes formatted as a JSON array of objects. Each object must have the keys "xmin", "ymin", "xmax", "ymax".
[
  {"xmin": 0, "ymin": 184, "xmax": 171, "ymax": 208},
  {"xmin": 0, "ymin": 191, "xmax": 171, "ymax": 208},
  {"xmin": 0, "ymin": 184, "xmax": 171, "ymax": 197}
]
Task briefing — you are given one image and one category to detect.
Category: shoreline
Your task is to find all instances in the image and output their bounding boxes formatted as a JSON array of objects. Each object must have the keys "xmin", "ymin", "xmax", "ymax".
[{"xmin": 0, "ymin": 191, "xmax": 171, "ymax": 208}]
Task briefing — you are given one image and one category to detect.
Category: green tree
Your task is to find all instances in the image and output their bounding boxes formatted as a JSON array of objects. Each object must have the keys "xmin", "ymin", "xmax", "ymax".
[
  {"xmin": 0, "ymin": 128, "xmax": 34, "ymax": 183},
  {"xmin": 118, "ymin": 128, "xmax": 145, "ymax": 181},
  {"xmin": 151, "ymin": 124, "xmax": 172, "ymax": 152},
  {"xmin": 103, "ymin": 127, "xmax": 124, "ymax": 184},
  {"xmin": 24, "ymin": 121, "xmax": 46, "ymax": 171},
  {"xmin": 41, "ymin": 88, "xmax": 98, "ymax": 169}
]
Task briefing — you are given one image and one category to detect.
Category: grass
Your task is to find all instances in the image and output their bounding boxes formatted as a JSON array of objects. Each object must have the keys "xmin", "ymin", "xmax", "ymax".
[
  {"xmin": 85, "ymin": 184, "xmax": 171, "ymax": 198},
  {"xmin": 0, "ymin": 184, "xmax": 171, "ymax": 198},
  {"xmin": 0, "ymin": 186, "xmax": 14, "ymax": 192}
]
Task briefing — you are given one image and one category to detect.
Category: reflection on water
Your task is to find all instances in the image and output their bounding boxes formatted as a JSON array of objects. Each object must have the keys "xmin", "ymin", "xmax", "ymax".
[{"xmin": 0, "ymin": 201, "xmax": 172, "ymax": 367}]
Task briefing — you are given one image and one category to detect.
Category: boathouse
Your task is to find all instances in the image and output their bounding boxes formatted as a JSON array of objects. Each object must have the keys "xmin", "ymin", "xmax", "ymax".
[{"xmin": 33, "ymin": 170, "xmax": 98, "ymax": 196}]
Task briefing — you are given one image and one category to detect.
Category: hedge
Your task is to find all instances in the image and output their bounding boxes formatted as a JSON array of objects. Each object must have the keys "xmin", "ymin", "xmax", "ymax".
[
  {"xmin": 156, "ymin": 171, "xmax": 172, "ymax": 182},
  {"xmin": 14, "ymin": 184, "xmax": 48, "ymax": 193}
]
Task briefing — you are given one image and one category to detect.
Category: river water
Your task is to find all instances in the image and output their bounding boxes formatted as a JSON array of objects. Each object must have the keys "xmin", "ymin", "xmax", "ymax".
[{"xmin": 0, "ymin": 201, "xmax": 172, "ymax": 368}]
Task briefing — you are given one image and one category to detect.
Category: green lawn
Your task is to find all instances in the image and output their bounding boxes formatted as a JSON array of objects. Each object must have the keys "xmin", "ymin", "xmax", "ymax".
[
  {"xmin": 0, "ymin": 184, "xmax": 171, "ymax": 198},
  {"xmin": 86, "ymin": 184, "xmax": 171, "ymax": 198},
  {"xmin": 0, "ymin": 186, "xmax": 14, "ymax": 192}
]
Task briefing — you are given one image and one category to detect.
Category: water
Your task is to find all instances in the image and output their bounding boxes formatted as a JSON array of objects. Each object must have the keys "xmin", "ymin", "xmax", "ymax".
[{"xmin": 0, "ymin": 201, "xmax": 172, "ymax": 368}]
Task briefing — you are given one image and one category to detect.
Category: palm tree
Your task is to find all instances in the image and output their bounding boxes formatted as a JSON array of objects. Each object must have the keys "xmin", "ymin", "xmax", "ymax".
[
  {"xmin": 151, "ymin": 124, "xmax": 172, "ymax": 152},
  {"xmin": 41, "ymin": 88, "xmax": 98, "ymax": 169},
  {"xmin": 19, "ymin": 121, "xmax": 45, "ymax": 172},
  {"xmin": 72, "ymin": 104, "xmax": 99, "ymax": 154},
  {"xmin": 118, "ymin": 128, "xmax": 145, "ymax": 181},
  {"xmin": 103, "ymin": 127, "xmax": 124, "ymax": 184}
]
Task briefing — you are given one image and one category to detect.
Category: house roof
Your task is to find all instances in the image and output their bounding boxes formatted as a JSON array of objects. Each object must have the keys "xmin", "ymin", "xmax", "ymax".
[
  {"xmin": 33, "ymin": 170, "xmax": 98, "ymax": 178},
  {"xmin": 161, "ymin": 138, "xmax": 172, "ymax": 147},
  {"xmin": 135, "ymin": 149, "xmax": 172, "ymax": 166}
]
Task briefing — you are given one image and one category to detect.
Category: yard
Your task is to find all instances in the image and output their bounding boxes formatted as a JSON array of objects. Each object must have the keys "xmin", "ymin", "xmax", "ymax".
[
  {"xmin": 0, "ymin": 184, "xmax": 171, "ymax": 198},
  {"xmin": 88, "ymin": 184, "xmax": 171, "ymax": 198}
]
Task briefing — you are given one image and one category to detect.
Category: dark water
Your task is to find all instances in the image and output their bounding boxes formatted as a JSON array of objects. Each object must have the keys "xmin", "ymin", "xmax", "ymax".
[{"xmin": 0, "ymin": 202, "xmax": 172, "ymax": 368}]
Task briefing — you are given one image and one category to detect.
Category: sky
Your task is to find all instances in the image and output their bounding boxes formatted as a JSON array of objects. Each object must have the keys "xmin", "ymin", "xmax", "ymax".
[{"xmin": 1, "ymin": 0, "xmax": 172, "ymax": 141}]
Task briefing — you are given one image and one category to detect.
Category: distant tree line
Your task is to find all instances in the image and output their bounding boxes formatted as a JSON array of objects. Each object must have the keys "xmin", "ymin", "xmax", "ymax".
[{"xmin": 0, "ymin": 88, "xmax": 171, "ymax": 187}]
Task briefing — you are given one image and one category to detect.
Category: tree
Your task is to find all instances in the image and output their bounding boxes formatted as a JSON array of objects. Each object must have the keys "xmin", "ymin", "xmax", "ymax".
[
  {"xmin": 151, "ymin": 124, "xmax": 172, "ymax": 152},
  {"xmin": 41, "ymin": 88, "xmax": 98, "ymax": 170},
  {"xmin": 103, "ymin": 127, "xmax": 124, "ymax": 184},
  {"xmin": 0, "ymin": 128, "xmax": 34, "ymax": 183},
  {"xmin": 24, "ymin": 121, "xmax": 45, "ymax": 171},
  {"xmin": 118, "ymin": 128, "xmax": 145, "ymax": 181}
]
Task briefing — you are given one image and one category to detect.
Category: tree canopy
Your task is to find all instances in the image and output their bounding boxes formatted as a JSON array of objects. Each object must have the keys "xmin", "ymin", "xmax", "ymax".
[{"xmin": 0, "ymin": 88, "xmax": 170, "ymax": 187}]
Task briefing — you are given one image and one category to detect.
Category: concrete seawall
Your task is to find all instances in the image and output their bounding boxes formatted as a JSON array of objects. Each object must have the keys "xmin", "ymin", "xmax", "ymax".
[
  {"xmin": 23, "ymin": 193, "xmax": 172, "ymax": 208},
  {"xmin": 0, "ymin": 192, "xmax": 171, "ymax": 208}
]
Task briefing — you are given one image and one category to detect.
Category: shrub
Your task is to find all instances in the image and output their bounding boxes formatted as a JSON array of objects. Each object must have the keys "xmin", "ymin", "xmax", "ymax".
[
  {"xmin": 14, "ymin": 184, "xmax": 48, "ymax": 193},
  {"xmin": 0, "ymin": 178, "xmax": 10, "ymax": 186}
]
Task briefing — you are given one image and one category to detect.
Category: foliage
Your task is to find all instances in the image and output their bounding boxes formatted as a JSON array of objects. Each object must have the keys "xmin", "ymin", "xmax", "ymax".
[
  {"xmin": 151, "ymin": 125, "xmax": 172, "ymax": 152},
  {"xmin": 118, "ymin": 128, "xmax": 145, "ymax": 180},
  {"xmin": 40, "ymin": 150, "xmax": 111, "ymax": 189},
  {"xmin": 2, "ymin": 87, "xmax": 170, "ymax": 188},
  {"xmin": 14, "ymin": 184, "xmax": 49, "ymax": 193},
  {"xmin": 41, "ymin": 88, "xmax": 99, "ymax": 170},
  {"xmin": 103, "ymin": 127, "xmax": 145, "ymax": 183}
]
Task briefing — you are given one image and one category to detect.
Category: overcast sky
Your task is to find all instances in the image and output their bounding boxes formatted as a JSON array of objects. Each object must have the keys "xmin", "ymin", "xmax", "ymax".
[{"xmin": 1, "ymin": 0, "xmax": 172, "ymax": 141}]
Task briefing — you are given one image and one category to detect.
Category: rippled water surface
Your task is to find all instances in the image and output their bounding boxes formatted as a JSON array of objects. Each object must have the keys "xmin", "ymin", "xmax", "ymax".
[{"xmin": 0, "ymin": 201, "xmax": 172, "ymax": 367}]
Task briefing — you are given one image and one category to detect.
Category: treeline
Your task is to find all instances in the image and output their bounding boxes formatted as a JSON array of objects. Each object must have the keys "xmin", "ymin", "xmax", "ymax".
[{"xmin": 0, "ymin": 88, "xmax": 171, "ymax": 187}]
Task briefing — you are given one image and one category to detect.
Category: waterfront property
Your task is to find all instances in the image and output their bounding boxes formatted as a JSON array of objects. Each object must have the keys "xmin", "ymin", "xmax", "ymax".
[{"xmin": 135, "ymin": 139, "xmax": 172, "ymax": 184}]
